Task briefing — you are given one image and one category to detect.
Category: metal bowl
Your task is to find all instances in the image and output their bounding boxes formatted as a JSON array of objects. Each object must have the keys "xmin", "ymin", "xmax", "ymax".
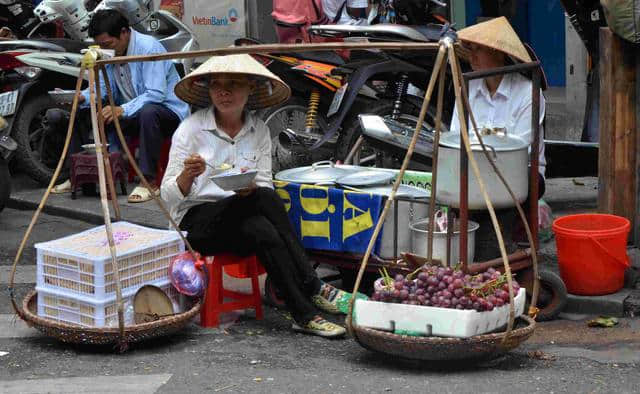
[{"xmin": 210, "ymin": 169, "xmax": 258, "ymax": 191}]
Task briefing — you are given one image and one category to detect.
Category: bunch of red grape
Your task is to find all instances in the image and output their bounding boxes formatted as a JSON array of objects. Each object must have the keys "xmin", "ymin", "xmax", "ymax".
[{"xmin": 371, "ymin": 266, "xmax": 520, "ymax": 312}]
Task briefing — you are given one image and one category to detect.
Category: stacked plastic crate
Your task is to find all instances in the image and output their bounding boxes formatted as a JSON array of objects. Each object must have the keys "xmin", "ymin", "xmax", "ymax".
[{"xmin": 35, "ymin": 221, "xmax": 184, "ymax": 327}]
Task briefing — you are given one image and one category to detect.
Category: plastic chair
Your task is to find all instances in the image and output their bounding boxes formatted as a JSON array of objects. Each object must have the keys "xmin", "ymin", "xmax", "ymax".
[{"xmin": 198, "ymin": 254, "xmax": 265, "ymax": 328}]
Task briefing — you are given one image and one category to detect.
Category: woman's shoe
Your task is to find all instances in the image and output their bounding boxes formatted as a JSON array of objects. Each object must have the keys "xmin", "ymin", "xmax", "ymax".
[{"xmin": 291, "ymin": 316, "xmax": 346, "ymax": 338}]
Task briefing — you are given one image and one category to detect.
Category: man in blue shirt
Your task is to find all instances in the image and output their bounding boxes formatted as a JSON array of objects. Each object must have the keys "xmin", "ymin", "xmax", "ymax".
[{"xmin": 51, "ymin": 9, "xmax": 190, "ymax": 203}]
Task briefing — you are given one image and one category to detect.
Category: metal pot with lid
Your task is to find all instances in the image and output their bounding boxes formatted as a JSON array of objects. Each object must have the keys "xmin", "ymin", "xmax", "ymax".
[
  {"xmin": 435, "ymin": 130, "xmax": 530, "ymax": 209},
  {"xmin": 275, "ymin": 161, "xmax": 359, "ymax": 185}
]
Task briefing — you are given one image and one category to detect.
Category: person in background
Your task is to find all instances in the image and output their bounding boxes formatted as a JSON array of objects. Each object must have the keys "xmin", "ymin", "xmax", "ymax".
[
  {"xmin": 162, "ymin": 54, "xmax": 358, "ymax": 338},
  {"xmin": 323, "ymin": 0, "xmax": 369, "ymax": 25},
  {"xmin": 449, "ymin": 17, "xmax": 546, "ymax": 252},
  {"xmin": 51, "ymin": 9, "xmax": 190, "ymax": 203},
  {"xmin": 450, "ymin": 16, "xmax": 546, "ymax": 198}
]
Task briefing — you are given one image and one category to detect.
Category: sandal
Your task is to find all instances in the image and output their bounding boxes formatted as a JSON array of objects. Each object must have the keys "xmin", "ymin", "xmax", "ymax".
[
  {"xmin": 292, "ymin": 316, "xmax": 346, "ymax": 338},
  {"xmin": 51, "ymin": 180, "xmax": 71, "ymax": 194},
  {"xmin": 127, "ymin": 185, "xmax": 159, "ymax": 203}
]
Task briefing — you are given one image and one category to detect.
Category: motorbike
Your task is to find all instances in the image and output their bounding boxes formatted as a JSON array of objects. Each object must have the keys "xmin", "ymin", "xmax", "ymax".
[
  {"xmin": 0, "ymin": 115, "xmax": 16, "ymax": 213},
  {"xmin": 239, "ymin": 0, "xmax": 454, "ymax": 172},
  {"xmin": 0, "ymin": 0, "xmax": 199, "ymax": 185}
]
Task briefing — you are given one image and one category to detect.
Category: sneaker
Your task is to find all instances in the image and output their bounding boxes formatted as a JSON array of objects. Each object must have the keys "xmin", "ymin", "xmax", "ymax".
[
  {"xmin": 312, "ymin": 282, "xmax": 368, "ymax": 315},
  {"xmin": 291, "ymin": 316, "xmax": 346, "ymax": 338}
]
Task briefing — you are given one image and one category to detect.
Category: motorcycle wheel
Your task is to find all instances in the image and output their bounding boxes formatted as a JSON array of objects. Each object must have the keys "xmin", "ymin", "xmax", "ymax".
[
  {"xmin": 0, "ymin": 157, "xmax": 10, "ymax": 213},
  {"xmin": 12, "ymin": 94, "xmax": 67, "ymax": 185},
  {"xmin": 336, "ymin": 99, "xmax": 426, "ymax": 167},
  {"xmin": 261, "ymin": 95, "xmax": 333, "ymax": 173}
]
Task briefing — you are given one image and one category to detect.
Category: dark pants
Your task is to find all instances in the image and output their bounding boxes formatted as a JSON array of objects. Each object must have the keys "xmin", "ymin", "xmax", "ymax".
[
  {"xmin": 179, "ymin": 187, "xmax": 321, "ymax": 324},
  {"xmin": 46, "ymin": 103, "xmax": 180, "ymax": 181}
]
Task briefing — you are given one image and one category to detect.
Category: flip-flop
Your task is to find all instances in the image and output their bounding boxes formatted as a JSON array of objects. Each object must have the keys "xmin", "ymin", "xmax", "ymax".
[
  {"xmin": 127, "ymin": 186, "xmax": 158, "ymax": 203},
  {"xmin": 51, "ymin": 180, "xmax": 71, "ymax": 194}
]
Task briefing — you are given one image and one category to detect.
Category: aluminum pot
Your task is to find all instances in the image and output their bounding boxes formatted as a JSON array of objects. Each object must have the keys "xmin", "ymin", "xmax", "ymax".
[
  {"xmin": 357, "ymin": 185, "xmax": 430, "ymax": 259},
  {"xmin": 274, "ymin": 161, "xmax": 359, "ymax": 184},
  {"xmin": 435, "ymin": 131, "xmax": 529, "ymax": 210},
  {"xmin": 410, "ymin": 218, "xmax": 479, "ymax": 266}
]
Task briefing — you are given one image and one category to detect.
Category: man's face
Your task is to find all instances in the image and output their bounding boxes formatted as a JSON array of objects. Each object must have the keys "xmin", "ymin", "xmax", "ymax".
[
  {"xmin": 467, "ymin": 42, "xmax": 506, "ymax": 71},
  {"xmin": 93, "ymin": 29, "xmax": 130, "ymax": 56}
]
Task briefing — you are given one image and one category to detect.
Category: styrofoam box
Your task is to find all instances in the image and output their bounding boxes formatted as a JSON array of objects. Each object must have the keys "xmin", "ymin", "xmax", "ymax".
[
  {"xmin": 35, "ymin": 221, "xmax": 184, "ymax": 300},
  {"xmin": 36, "ymin": 279, "xmax": 180, "ymax": 327},
  {"xmin": 354, "ymin": 288, "xmax": 526, "ymax": 338}
]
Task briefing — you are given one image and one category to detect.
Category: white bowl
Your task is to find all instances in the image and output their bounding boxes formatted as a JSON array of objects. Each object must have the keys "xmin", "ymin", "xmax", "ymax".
[
  {"xmin": 210, "ymin": 169, "xmax": 258, "ymax": 191},
  {"xmin": 81, "ymin": 143, "xmax": 109, "ymax": 154}
]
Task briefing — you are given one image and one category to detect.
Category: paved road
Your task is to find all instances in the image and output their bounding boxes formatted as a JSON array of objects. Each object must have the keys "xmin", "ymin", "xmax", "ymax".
[{"xmin": 1, "ymin": 207, "xmax": 640, "ymax": 393}]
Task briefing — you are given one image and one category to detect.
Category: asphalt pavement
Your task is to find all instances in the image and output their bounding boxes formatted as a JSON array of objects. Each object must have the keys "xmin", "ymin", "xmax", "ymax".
[{"xmin": 2, "ymin": 206, "xmax": 640, "ymax": 393}]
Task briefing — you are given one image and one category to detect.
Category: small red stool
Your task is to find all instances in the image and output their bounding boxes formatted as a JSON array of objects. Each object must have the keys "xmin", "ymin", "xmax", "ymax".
[
  {"xmin": 70, "ymin": 151, "xmax": 127, "ymax": 200},
  {"xmin": 198, "ymin": 254, "xmax": 265, "ymax": 328}
]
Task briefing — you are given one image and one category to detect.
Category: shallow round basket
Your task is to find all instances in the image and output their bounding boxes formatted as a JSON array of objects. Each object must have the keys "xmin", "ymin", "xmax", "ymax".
[
  {"xmin": 352, "ymin": 315, "xmax": 536, "ymax": 361},
  {"xmin": 16, "ymin": 290, "xmax": 200, "ymax": 347}
]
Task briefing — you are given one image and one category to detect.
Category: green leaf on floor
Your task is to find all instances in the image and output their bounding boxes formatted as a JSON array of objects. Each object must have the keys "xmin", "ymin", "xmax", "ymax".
[{"xmin": 587, "ymin": 316, "xmax": 619, "ymax": 328}]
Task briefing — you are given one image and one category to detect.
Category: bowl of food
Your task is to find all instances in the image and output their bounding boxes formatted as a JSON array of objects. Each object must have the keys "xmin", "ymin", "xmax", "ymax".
[
  {"xmin": 210, "ymin": 169, "xmax": 258, "ymax": 191},
  {"xmin": 81, "ymin": 143, "xmax": 109, "ymax": 154}
]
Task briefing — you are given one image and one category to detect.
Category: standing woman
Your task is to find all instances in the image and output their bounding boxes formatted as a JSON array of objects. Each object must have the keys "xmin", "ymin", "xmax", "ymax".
[{"xmin": 161, "ymin": 54, "xmax": 352, "ymax": 338}]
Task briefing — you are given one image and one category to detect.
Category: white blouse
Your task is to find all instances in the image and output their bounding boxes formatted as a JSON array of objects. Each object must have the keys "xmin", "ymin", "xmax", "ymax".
[
  {"xmin": 160, "ymin": 108, "xmax": 273, "ymax": 225},
  {"xmin": 450, "ymin": 72, "xmax": 546, "ymax": 177}
]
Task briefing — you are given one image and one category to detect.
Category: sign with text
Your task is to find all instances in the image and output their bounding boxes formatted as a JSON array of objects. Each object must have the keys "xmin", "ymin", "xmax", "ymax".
[{"xmin": 180, "ymin": 0, "xmax": 247, "ymax": 51}]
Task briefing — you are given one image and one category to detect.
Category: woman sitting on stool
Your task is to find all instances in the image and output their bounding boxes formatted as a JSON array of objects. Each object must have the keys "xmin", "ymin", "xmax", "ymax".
[{"xmin": 161, "ymin": 54, "xmax": 351, "ymax": 338}]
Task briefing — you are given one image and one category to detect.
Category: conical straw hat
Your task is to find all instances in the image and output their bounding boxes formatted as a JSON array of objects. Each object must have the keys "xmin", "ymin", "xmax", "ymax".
[
  {"xmin": 174, "ymin": 54, "xmax": 291, "ymax": 110},
  {"xmin": 458, "ymin": 17, "xmax": 532, "ymax": 63}
]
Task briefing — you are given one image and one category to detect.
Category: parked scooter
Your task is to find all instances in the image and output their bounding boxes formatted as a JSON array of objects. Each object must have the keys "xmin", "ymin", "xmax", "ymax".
[{"xmin": 0, "ymin": 115, "xmax": 17, "ymax": 213}]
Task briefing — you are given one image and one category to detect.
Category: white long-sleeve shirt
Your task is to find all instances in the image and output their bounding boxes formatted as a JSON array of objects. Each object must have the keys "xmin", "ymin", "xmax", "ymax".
[
  {"xmin": 450, "ymin": 72, "xmax": 546, "ymax": 177},
  {"xmin": 160, "ymin": 108, "xmax": 273, "ymax": 225}
]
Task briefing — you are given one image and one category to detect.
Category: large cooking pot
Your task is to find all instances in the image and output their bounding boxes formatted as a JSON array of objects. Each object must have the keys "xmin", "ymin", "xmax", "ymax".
[{"xmin": 435, "ymin": 131, "xmax": 529, "ymax": 210}]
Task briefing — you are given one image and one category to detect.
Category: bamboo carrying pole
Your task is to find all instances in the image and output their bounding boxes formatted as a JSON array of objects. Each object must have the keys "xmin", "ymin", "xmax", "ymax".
[
  {"xmin": 426, "ymin": 59, "xmax": 447, "ymax": 265},
  {"xmin": 452, "ymin": 54, "xmax": 541, "ymax": 316},
  {"xmin": 93, "ymin": 70, "xmax": 121, "ymax": 220},
  {"xmin": 8, "ymin": 66, "xmax": 86, "ymax": 304},
  {"xmin": 87, "ymin": 67, "xmax": 126, "ymax": 340},
  {"xmin": 346, "ymin": 43, "xmax": 449, "ymax": 335}
]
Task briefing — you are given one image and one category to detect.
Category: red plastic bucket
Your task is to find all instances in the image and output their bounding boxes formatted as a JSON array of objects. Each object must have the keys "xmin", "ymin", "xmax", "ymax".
[{"xmin": 552, "ymin": 214, "xmax": 630, "ymax": 295}]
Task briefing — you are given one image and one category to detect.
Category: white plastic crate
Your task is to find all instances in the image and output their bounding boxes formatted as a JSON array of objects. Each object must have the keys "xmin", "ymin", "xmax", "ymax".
[
  {"xmin": 36, "ymin": 280, "xmax": 180, "ymax": 327},
  {"xmin": 36, "ymin": 221, "xmax": 184, "ymax": 300},
  {"xmin": 353, "ymin": 288, "xmax": 526, "ymax": 338}
]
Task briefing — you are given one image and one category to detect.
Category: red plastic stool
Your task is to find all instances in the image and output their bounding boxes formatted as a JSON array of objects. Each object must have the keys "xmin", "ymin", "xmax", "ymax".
[{"xmin": 198, "ymin": 254, "xmax": 264, "ymax": 328}]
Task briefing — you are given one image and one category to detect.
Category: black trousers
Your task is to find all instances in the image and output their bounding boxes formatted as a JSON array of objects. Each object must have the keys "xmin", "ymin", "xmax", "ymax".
[
  {"xmin": 179, "ymin": 187, "xmax": 321, "ymax": 324},
  {"xmin": 46, "ymin": 103, "xmax": 180, "ymax": 180}
]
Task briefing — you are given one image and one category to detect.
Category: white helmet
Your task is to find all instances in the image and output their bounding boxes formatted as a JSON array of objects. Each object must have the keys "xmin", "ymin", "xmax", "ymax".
[{"xmin": 93, "ymin": 0, "xmax": 153, "ymax": 27}]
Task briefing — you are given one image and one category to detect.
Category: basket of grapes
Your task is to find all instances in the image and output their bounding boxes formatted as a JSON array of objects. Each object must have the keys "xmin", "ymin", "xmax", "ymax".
[{"xmin": 349, "ymin": 265, "xmax": 536, "ymax": 361}]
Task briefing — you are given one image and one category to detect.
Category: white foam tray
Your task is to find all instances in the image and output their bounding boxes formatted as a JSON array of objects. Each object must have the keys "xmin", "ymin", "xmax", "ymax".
[{"xmin": 354, "ymin": 288, "xmax": 525, "ymax": 338}]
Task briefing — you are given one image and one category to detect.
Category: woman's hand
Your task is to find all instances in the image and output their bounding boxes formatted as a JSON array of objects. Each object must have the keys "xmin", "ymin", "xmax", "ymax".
[{"xmin": 177, "ymin": 154, "xmax": 205, "ymax": 196}]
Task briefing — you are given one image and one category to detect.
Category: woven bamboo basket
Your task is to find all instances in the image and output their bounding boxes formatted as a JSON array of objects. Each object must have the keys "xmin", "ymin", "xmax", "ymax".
[
  {"xmin": 351, "ymin": 315, "xmax": 536, "ymax": 361},
  {"xmin": 15, "ymin": 290, "xmax": 200, "ymax": 347}
]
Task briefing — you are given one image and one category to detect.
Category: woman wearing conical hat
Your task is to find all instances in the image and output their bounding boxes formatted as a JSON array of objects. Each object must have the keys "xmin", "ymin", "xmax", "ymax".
[
  {"xmin": 450, "ymin": 17, "xmax": 547, "ymax": 201},
  {"xmin": 161, "ymin": 54, "xmax": 351, "ymax": 338}
]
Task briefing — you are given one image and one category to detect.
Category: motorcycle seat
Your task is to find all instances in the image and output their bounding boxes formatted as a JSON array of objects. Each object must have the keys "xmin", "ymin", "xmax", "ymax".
[
  {"xmin": 294, "ymin": 50, "xmax": 345, "ymax": 65},
  {"xmin": 308, "ymin": 23, "xmax": 443, "ymax": 43},
  {"xmin": 0, "ymin": 39, "xmax": 88, "ymax": 53}
]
